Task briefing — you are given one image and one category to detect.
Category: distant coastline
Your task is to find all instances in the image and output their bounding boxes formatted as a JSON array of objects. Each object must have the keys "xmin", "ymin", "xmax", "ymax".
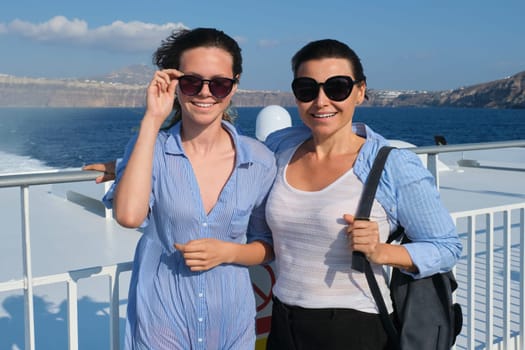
[{"xmin": 0, "ymin": 66, "xmax": 523, "ymax": 109}]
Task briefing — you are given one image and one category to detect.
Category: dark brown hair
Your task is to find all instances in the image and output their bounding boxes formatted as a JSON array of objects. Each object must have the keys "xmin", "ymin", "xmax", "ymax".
[
  {"xmin": 155, "ymin": 28, "xmax": 242, "ymax": 127},
  {"xmin": 291, "ymin": 39, "xmax": 366, "ymax": 83}
]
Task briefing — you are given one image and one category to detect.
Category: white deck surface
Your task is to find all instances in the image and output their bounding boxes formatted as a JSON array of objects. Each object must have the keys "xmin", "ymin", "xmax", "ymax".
[
  {"xmin": 439, "ymin": 148, "xmax": 525, "ymax": 212},
  {"xmin": 0, "ymin": 182, "xmax": 141, "ymax": 349}
]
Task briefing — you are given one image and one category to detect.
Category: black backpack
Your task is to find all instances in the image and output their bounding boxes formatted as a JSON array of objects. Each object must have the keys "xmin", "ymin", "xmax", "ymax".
[{"xmin": 352, "ymin": 146, "xmax": 463, "ymax": 350}]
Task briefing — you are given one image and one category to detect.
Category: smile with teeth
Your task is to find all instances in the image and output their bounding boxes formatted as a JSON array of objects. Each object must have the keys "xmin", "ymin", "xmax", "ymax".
[
  {"xmin": 312, "ymin": 112, "xmax": 336, "ymax": 118},
  {"xmin": 193, "ymin": 102, "xmax": 215, "ymax": 108}
]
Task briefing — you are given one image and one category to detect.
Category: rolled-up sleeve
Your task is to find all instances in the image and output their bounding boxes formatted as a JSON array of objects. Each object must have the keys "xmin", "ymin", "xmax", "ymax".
[
  {"xmin": 389, "ymin": 150, "xmax": 462, "ymax": 278},
  {"xmin": 246, "ymin": 157, "xmax": 277, "ymax": 246},
  {"xmin": 101, "ymin": 157, "xmax": 125, "ymax": 209}
]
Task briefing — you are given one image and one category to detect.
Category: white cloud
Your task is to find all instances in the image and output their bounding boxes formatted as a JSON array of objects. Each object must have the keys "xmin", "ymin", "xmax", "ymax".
[
  {"xmin": 1, "ymin": 16, "xmax": 188, "ymax": 52},
  {"xmin": 9, "ymin": 16, "xmax": 88, "ymax": 40}
]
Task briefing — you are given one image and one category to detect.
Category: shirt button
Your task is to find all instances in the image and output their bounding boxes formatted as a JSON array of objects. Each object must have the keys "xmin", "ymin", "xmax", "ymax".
[
  {"xmin": 198, "ymin": 338, "xmax": 203, "ymax": 342},
  {"xmin": 198, "ymin": 292, "xmax": 204, "ymax": 297},
  {"xmin": 202, "ymin": 222, "xmax": 208, "ymax": 227},
  {"xmin": 198, "ymin": 317, "xmax": 203, "ymax": 322}
]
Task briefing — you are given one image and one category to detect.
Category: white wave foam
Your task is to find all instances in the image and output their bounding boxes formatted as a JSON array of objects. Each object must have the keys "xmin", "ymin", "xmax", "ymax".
[{"xmin": 0, "ymin": 150, "xmax": 55, "ymax": 175}]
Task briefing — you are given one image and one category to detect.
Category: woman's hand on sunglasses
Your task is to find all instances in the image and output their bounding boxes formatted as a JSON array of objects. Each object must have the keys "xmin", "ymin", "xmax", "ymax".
[
  {"xmin": 145, "ymin": 69, "xmax": 183, "ymax": 128},
  {"xmin": 151, "ymin": 69, "xmax": 183, "ymax": 95}
]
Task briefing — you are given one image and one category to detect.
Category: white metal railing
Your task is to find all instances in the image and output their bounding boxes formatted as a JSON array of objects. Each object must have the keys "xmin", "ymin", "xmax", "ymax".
[
  {"xmin": 0, "ymin": 262, "xmax": 133, "ymax": 350},
  {"xmin": 408, "ymin": 139, "xmax": 525, "ymax": 188},
  {"xmin": 0, "ymin": 170, "xmax": 129, "ymax": 350},
  {"xmin": 451, "ymin": 203, "xmax": 525, "ymax": 350},
  {"xmin": 1, "ymin": 140, "xmax": 525, "ymax": 349}
]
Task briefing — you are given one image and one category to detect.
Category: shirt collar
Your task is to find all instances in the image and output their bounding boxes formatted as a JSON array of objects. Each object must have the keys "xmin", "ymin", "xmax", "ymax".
[{"xmin": 164, "ymin": 120, "xmax": 253, "ymax": 166}]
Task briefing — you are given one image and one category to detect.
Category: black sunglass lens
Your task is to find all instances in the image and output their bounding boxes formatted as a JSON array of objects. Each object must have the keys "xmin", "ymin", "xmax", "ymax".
[
  {"xmin": 179, "ymin": 76, "xmax": 203, "ymax": 96},
  {"xmin": 209, "ymin": 78, "xmax": 234, "ymax": 98},
  {"xmin": 323, "ymin": 76, "xmax": 353, "ymax": 101},
  {"xmin": 292, "ymin": 78, "xmax": 319, "ymax": 102}
]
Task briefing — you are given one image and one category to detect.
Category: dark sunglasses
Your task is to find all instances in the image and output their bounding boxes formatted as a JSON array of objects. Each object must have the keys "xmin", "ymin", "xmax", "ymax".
[
  {"xmin": 291, "ymin": 75, "xmax": 362, "ymax": 102},
  {"xmin": 178, "ymin": 75, "xmax": 237, "ymax": 99}
]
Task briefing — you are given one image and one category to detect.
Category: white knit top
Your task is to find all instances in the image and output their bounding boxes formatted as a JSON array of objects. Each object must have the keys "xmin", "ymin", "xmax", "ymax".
[{"xmin": 266, "ymin": 144, "xmax": 393, "ymax": 313}]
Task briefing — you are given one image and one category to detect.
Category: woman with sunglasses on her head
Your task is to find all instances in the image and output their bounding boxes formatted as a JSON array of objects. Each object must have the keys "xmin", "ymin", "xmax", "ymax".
[
  {"xmin": 264, "ymin": 39, "xmax": 461, "ymax": 349},
  {"xmin": 102, "ymin": 28, "xmax": 276, "ymax": 349}
]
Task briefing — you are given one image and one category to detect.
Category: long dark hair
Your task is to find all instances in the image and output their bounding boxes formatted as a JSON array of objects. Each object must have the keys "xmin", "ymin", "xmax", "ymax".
[{"xmin": 154, "ymin": 28, "xmax": 242, "ymax": 128}]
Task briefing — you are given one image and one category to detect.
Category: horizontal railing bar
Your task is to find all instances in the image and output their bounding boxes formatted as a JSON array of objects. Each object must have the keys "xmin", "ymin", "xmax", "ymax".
[
  {"xmin": 0, "ymin": 170, "xmax": 103, "ymax": 188},
  {"xmin": 408, "ymin": 140, "xmax": 525, "ymax": 155},
  {"xmin": 0, "ymin": 279, "xmax": 24, "ymax": 292},
  {"xmin": 0, "ymin": 262, "xmax": 133, "ymax": 293},
  {"xmin": 451, "ymin": 202, "xmax": 525, "ymax": 219},
  {"xmin": 1, "ymin": 140, "xmax": 524, "ymax": 188}
]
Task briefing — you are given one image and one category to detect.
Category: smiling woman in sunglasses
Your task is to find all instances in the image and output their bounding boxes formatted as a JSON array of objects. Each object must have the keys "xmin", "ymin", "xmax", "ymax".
[
  {"xmin": 102, "ymin": 28, "xmax": 276, "ymax": 349},
  {"xmin": 264, "ymin": 39, "xmax": 462, "ymax": 349}
]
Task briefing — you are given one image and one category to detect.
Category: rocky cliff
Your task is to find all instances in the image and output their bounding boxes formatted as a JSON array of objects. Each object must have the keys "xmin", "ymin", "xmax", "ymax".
[
  {"xmin": 0, "ymin": 67, "xmax": 523, "ymax": 108},
  {"xmin": 0, "ymin": 74, "xmax": 295, "ymax": 108},
  {"xmin": 0, "ymin": 75, "xmax": 147, "ymax": 107},
  {"xmin": 365, "ymin": 71, "xmax": 525, "ymax": 109}
]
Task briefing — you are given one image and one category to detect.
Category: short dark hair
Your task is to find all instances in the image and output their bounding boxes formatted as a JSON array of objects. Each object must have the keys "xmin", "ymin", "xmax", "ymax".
[{"xmin": 291, "ymin": 39, "xmax": 366, "ymax": 83}]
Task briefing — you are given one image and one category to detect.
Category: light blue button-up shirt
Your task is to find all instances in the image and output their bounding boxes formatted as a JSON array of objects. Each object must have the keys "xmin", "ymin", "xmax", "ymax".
[
  {"xmin": 103, "ymin": 121, "xmax": 276, "ymax": 350},
  {"xmin": 265, "ymin": 123, "xmax": 462, "ymax": 279}
]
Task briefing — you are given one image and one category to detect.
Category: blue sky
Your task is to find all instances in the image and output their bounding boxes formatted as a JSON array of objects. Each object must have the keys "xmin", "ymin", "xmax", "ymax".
[{"xmin": 1, "ymin": 0, "xmax": 524, "ymax": 92}]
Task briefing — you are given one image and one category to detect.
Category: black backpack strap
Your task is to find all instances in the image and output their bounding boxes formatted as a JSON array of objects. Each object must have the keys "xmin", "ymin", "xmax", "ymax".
[
  {"xmin": 363, "ymin": 259, "xmax": 401, "ymax": 350},
  {"xmin": 352, "ymin": 146, "xmax": 395, "ymax": 271},
  {"xmin": 387, "ymin": 226, "xmax": 406, "ymax": 244},
  {"xmin": 354, "ymin": 146, "xmax": 395, "ymax": 221},
  {"xmin": 351, "ymin": 146, "xmax": 401, "ymax": 350}
]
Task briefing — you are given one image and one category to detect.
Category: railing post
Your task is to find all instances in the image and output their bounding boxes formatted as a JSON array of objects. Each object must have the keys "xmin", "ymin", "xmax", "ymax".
[
  {"xmin": 519, "ymin": 208, "xmax": 525, "ymax": 349},
  {"xmin": 467, "ymin": 215, "xmax": 476, "ymax": 350},
  {"xmin": 485, "ymin": 213, "xmax": 494, "ymax": 347},
  {"xmin": 104, "ymin": 181, "xmax": 113, "ymax": 220},
  {"xmin": 426, "ymin": 153, "xmax": 439, "ymax": 188},
  {"xmin": 109, "ymin": 266, "xmax": 121, "ymax": 350},
  {"xmin": 502, "ymin": 210, "xmax": 511, "ymax": 349},
  {"xmin": 67, "ymin": 281, "xmax": 79, "ymax": 350},
  {"xmin": 21, "ymin": 185, "xmax": 36, "ymax": 350}
]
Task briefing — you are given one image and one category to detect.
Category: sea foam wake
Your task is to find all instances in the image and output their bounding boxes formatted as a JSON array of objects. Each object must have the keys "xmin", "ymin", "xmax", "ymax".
[{"xmin": 0, "ymin": 150, "xmax": 55, "ymax": 175}]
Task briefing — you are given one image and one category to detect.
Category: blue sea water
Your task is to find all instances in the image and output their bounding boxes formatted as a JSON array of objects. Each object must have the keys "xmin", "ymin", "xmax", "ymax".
[{"xmin": 0, "ymin": 106, "xmax": 525, "ymax": 174}]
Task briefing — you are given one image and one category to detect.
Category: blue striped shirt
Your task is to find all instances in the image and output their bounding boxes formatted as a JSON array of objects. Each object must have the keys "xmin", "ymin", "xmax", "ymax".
[
  {"xmin": 103, "ymin": 121, "xmax": 276, "ymax": 350},
  {"xmin": 265, "ymin": 123, "xmax": 462, "ymax": 279}
]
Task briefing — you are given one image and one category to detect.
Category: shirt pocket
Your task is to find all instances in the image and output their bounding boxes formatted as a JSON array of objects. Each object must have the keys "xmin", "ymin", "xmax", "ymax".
[{"xmin": 229, "ymin": 208, "xmax": 251, "ymax": 240}]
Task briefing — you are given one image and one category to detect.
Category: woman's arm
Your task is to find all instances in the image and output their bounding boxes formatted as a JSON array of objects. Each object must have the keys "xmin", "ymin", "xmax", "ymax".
[
  {"xmin": 113, "ymin": 117, "xmax": 159, "ymax": 227},
  {"xmin": 174, "ymin": 239, "xmax": 273, "ymax": 271},
  {"xmin": 386, "ymin": 149, "xmax": 462, "ymax": 277},
  {"xmin": 113, "ymin": 70, "xmax": 179, "ymax": 228}
]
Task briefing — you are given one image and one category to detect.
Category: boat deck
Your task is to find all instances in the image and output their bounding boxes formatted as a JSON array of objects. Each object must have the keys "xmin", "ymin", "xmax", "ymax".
[
  {"xmin": 438, "ymin": 148, "xmax": 525, "ymax": 212},
  {"xmin": 1, "ymin": 145, "xmax": 525, "ymax": 349}
]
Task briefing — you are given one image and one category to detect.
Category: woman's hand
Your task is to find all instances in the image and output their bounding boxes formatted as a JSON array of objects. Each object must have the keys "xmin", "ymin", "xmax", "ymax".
[
  {"xmin": 145, "ymin": 69, "xmax": 183, "ymax": 128},
  {"xmin": 344, "ymin": 214, "xmax": 383, "ymax": 264},
  {"xmin": 82, "ymin": 160, "xmax": 117, "ymax": 183},
  {"xmin": 174, "ymin": 239, "xmax": 233, "ymax": 272},
  {"xmin": 344, "ymin": 214, "xmax": 417, "ymax": 271}
]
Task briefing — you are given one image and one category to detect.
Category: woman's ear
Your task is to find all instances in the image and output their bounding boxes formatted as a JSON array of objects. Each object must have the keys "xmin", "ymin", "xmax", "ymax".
[
  {"xmin": 231, "ymin": 74, "xmax": 241, "ymax": 95},
  {"xmin": 356, "ymin": 82, "xmax": 367, "ymax": 105}
]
